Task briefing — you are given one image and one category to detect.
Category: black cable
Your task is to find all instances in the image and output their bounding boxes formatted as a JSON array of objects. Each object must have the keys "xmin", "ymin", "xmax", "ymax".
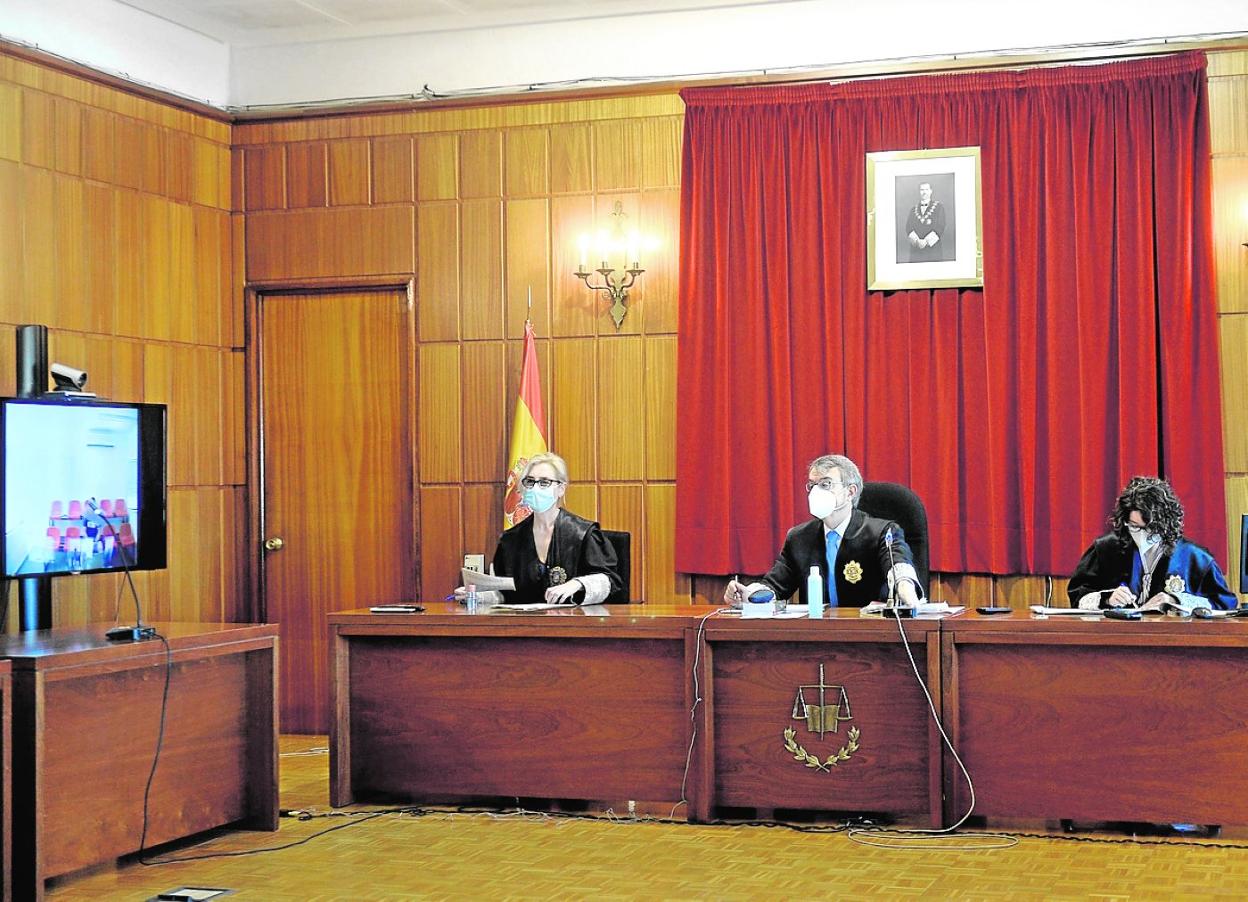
[{"xmin": 137, "ymin": 632, "xmax": 173, "ymax": 863}]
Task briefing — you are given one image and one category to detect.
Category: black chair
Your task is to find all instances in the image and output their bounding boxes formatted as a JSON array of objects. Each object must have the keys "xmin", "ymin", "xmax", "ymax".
[
  {"xmin": 602, "ymin": 529, "xmax": 632, "ymax": 604},
  {"xmin": 856, "ymin": 481, "xmax": 929, "ymax": 595}
]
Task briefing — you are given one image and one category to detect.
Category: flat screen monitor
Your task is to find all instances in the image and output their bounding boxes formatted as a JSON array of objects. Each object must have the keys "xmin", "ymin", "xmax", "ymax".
[{"xmin": 1, "ymin": 396, "xmax": 167, "ymax": 578}]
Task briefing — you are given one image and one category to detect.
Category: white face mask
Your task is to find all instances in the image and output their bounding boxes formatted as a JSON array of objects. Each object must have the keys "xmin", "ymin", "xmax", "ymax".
[
  {"xmin": 808, "ymin": 486, "xmax": 844, "ymax": 521},
  {"xmin": 1128, "ymin": 525, "xmax": 1162, "ymax": 555}
]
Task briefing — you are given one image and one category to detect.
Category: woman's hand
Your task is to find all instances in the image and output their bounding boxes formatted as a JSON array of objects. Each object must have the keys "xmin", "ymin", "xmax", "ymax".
[
  {"xmin": 452, "ymin": 586, "xmax": 468, "ymax": 602},
  {"xmin": 545, "ymin": 579, "xmax": 583, "ymax": 604},
  {"xmin": 1106, "ymin": 585, "xmax": 1136, "ymax": 608}
]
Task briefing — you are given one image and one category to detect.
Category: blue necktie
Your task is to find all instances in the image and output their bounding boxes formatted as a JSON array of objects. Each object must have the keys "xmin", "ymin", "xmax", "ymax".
[{"xmin": 825, "ymin": 531, "xmax": 841, "ymax": 608}]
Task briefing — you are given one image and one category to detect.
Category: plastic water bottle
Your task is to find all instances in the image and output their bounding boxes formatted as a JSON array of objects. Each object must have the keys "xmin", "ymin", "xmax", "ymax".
[
  {"xmin": 807, "ymin": 566, "xmax": 824, "ymax": 619},
  {"xmin": 466, "ymin": 583, "xmax": 478, "ymax": 614}
]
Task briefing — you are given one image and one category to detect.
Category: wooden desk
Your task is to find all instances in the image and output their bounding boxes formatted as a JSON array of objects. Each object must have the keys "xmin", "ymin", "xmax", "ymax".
[
  {"xmin": 701, "ymin": 614, "xmax": 944, "ymax": 826},
  {"xmin": 0, "ymin": 623, "xmax": 278, "ymax": 900},
  {"xmin": 330, "ymin": 605, "xmax": 694, "ymax": 810},
  {"xmin": 943, "ymin": 612, "xmax": 1248, "ymax": 826},
  {"xmin": 330, "ymin": 606, "xmax": 945, "ymax": 825}
]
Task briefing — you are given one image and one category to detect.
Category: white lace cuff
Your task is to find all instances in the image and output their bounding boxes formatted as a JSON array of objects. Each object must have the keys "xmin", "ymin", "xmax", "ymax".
[
  {"xmin": 577, "ymin": 573, "xmax": 613, "ymax": 605},
  {"xmin": 1077, "ymin": 591, "xmax": 1105, "ymax": 610}
]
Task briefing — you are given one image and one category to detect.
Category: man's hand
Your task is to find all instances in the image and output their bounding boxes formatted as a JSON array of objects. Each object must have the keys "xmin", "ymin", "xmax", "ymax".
[
  {"xmin": 896, "ymin": 580, "xmax": 920, "ymax": 608},
  {"xmin": 452, "ymin": 586, "xmax": 468, "ymax": 602},
  {"xmin": 1106, "ymin": 585, "xmax": 1136, "ymax": 608},
  {"xmin": 545, "ymin": 579, "xmax": 583, "ymax": 604},
  {"xmin": 724, "ymin": 579, "xmax": 747, "ymax": 606}
]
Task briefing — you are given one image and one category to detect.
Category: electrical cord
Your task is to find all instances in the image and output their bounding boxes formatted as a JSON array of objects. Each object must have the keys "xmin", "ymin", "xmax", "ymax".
[
  {"xmin": 137, "ymin": 632, "xmax": 173, "ymax": 864},
  {"xmin": 845, "ymin": 613, "xmax": 1016, "ymax": 851},
  {"xmin": 670, "ymin": 606, "xmax": 731, "ymax": 818}
]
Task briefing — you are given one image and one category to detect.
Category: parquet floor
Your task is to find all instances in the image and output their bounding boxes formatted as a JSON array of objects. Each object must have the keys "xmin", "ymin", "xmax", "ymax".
[{"xmin": 46, "ymin": 736, "xmax": 1248, "ymax": 900}]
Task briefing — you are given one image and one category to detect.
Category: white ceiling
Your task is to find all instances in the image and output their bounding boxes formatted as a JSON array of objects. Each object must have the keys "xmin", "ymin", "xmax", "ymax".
[{"xmin": 116, "ymin": 0, "xmax": 800, "ymax": 46}]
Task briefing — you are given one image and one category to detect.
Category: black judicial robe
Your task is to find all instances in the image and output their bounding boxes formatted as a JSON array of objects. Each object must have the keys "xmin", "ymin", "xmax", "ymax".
[
  {"xmin": 761, "ymin": 508, "xmax": 918, "ymax": 608},
  {"xmin": 1067, "ymin": 534, "xmax": 1236, "ymax": 610},
  {"xmin": 491, "ymin": 508, "xmax": 621, "ymax": 605}
]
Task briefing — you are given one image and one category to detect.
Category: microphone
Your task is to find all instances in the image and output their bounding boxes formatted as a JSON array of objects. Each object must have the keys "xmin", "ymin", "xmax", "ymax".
[{"xmin": 87, "ymin": 497, "xmax": 155, "ymax": 642}]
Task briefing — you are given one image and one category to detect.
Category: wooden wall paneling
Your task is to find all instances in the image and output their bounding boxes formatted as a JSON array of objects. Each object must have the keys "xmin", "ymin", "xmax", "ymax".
[
  {"xmin": 0, "ymin": 161, "xmax": 21, "ymax": 320},
  {"xmin": 460, "ymin": 198, "xmax": 504, "ymax": 339},
  {"xmin": 0, "ymin": 320, "xmax": 15, "ymax": 395},
  {"xmin": 599, "ymin": 483, "xmax": 644, "ymax": 600},
  {"xmin": 691, "ymin": 574, "xmax": 731, "ymax": 607},
  {"xmin": 550, "ymin": 337, "xmax": 597, "ymax": 482},
  {"xmin": 111, "ymin": 338, "xmax": 144, "ymax": 403},
  {"xmin": 416, "ymin": 133, "xmax": 458, "ymax": 201},
  {"xmin": 459, "ymin": 130, "xmax": 501, "ymax": 199},
  {"xmin": 504, "ymin": 197, "xmax": 550, "ymax": 339},
  {"xmin": 0, "ymin": 82, "xmax": 20, "ymax": 162},
  {"xmin": 462, "ymin": 483, "xmax": 503, "ymax": 564},
  {"xmin": 371, "ymin": 135, "xmax": 414, "ymax": 204},
  {"xmin": 505, "ymin": 127, "xmax": 548, "ymax": 197},
  {"xmin": 1221, "ymin": 313, "xmax": 1248, "ymax": 472},
  {"xmin": 191, "ymin": 137, "xmax": 222, "ymax": 208},
  {"xmin": 243, "ymin": 145, "xmax": 286, "ymax": 211},
  {"xmin": 191, "ymin": 345, "xmax": 225, "ymax": 485},
  {"xmin": 593, "ymin": 120, "xmax": 641, "ymax": 192},
  {"xmin": 638, "ymin": 188, "xmax": 680, "ymax": 334},
  {"xmin": 1212, "ymin": 157, "xmax": 1248, "ymax": 314},
  {"xmin": 115, "ymin": 188, "xmax": 144, "ymax": 337},
  {"xmin": 168, "ymin": 200, "xmax": 196, "ymax": 343},
  {"xmin": 139, "ymin": 123, "xmax": 165, "ymax": 195},
  {"xmin": 165, "ymin": 130, "xmax": 193, "ymax": 203},
  {"xmin": 1226, "ymin": 476, "xmax": 1248, "ymax": 600},
  {"xmin": 56, "ymin": 176, "xmax": 89, "ymax": 331},
  {"xmin": 1209, "ymin": 74, "xmax": 1248, "ymax": 155},
  {"xmin": 640, "ymin": 116, "xmax": 681, "ymax": 189},
  {"xmin": 20, "ymin": 88, "xmax": 55, "ymax": 171},
  {"xmin": 231, "ymin": 146, "xmax": 245, "ymax": 212},
  {"xmin": 286, "ymin": 141, "xmax": 328, "ymax": 208},
  {"xmin": 229, "ymin": 213, "xmax": 245, "ymax": 345},
  {"xmin": 20, "ymin": 166, "xmax": 56, "ymax": 327},
  {"xmin": 192, "ymin": 205, "xmax": 225, "ymax": 346},
  {"xmin": 564, "ymin": 484, "xmax": 598, "ymax": 521},
  {"xmin": 644, "ymin": 334, "xmax": 676, "ymax": 481},
  {"xmin": 142, "ymin": 194, "xmax": 173, "ymax": 340},
  {"xmin": 598, "ymin": 335, "xmax": 645, "ymax": 481},
  {"xmin": 328, "ymin": 139, "xmax": 370, "ymax": 206},
  {"xmin": 52, "ymin": 96, "xmax": 83, "ymax": 175},
  {"xmin": 418, "ymin": 342, "xmax": 463, "ymax": 483},
  {"xmin": 81, "ymin": 105, "xmax": 116, "ymax": 184},
  {"xmin": 417, "ymin": 202, "xmax": 461, "ymax": 340},
  {"xmin": 166, "ymin": 486, "xmax": 198, "ymax": 621},
  {"xmin": 1209, "ymin": 49, "xmax": 1248, "ymax": 78},
  {"xmin": 550, "ymin": 123, "xmax": 592, "ymax": 194},
  {"xmin": 87, "ymin": 572, "xmax": 125, "ymax": 623},
  {"xmin": 419, "ymin": 485, "xmax": 463, "ymax": 602},
  {"xmin": 991, "ymin": 575, "xmax": 1049, "ymax": 610},
  {"xmin": 462, "ymin": 340, "xmax": 507, "ymax": 482},
  {"xmin": 143, "ymin": 340, "xmax": 178, "ymax": 477},
  {"xmin": 223, "ymin": 349, "xmax": 247, "ymax": 485},
  {"xmin": 51, "ymin": 570, "xmax": 90, "ymax": 626},
  {"xmin": 225, "ymin": 485, "xmax": 249, "ymax": 619},
  {"xmin": 245, "ymin": 206, "xmax": 415, "ymax": 281},
  {"xmin": 80, "ymin": 332, "xmax": 122, "ymax": 401},
  {"xmin": 83, "ymin": 182, "xmax": 117, "ymax": 336},
  {"xmin": 551, "ymin": 194, "xmax": 596, "ymax": 336},
  {"xmin": 644, "ymin": 483, "xmax": 690, "ymax": 603},
  {"xmin": 113, "ymin": 116, "xmax": 147, "ymax": 192},
  {"xmin": 931, "ymin": 573, "xmax": 996, "ymax": 608}
]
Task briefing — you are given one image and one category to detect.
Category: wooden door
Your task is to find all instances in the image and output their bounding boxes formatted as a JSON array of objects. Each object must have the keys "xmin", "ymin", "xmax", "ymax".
[{"xmin": 259, "ymin": 287, "xmax": 415, "ymax": 733}]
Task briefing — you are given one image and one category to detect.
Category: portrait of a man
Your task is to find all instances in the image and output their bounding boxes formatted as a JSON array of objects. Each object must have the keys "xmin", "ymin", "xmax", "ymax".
[{"xmin": 895, "ymin": 173, "xmax": 956, "ymax": 264}]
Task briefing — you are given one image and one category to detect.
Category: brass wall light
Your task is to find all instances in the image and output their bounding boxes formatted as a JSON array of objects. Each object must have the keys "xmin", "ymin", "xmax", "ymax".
[{"xmin": 574, "ymin": 201, "xmax": 647, "ymax": 330}]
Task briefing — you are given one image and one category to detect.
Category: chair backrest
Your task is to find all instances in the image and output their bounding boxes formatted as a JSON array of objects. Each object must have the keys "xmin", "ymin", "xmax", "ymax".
[
  {"xmin": 856, "ymin": 481, "xmax": 930, "ymax": 594},
  {"xmin": 601, "ymin": 529, "xmax": 632, "ymax": 604}
]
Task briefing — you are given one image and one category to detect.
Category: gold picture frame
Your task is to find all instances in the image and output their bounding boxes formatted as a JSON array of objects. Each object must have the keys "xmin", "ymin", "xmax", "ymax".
[{"xmin": 866, "ymin": 146, "xmax": 984, "ymax": 291}]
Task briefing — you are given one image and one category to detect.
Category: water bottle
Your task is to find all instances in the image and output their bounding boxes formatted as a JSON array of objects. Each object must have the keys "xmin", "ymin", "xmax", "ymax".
[
  {"xmin": 466, "ymin": 583, "xmax": 478, "ymax": 614},
  {"xmin": 807, "ymin": 566, "xmax": 824, "ymax": 619}
]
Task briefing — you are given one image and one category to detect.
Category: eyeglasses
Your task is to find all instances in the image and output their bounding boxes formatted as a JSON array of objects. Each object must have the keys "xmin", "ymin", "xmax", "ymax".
[
  {"xmin": 805, "ymin": 478, "xmax": 846, "ymax": 494},
  {"xmin": 521, "ymin": 477, "xmax": 564, "ymax": 490}
]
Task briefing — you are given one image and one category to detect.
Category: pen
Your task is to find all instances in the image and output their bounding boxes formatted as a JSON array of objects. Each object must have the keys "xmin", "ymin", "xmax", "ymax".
[{"xmin": 444, "ymin": 593, "xmax": 455, "ymax": 601}]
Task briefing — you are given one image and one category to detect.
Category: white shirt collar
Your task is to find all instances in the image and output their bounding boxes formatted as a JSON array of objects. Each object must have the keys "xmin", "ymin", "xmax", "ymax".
[{"xmin": 822, "ymin": 511, "xmax": 851, "ymax": 541}]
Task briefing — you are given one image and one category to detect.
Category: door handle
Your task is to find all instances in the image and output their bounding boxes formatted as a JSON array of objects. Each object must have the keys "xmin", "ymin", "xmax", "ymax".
[{"xmin": 264, "ymin": 537, "xmax": 285, "ymax": 552}]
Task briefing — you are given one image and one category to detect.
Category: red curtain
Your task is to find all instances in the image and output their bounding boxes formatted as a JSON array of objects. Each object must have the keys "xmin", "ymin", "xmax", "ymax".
[{"xmin": 676, "ymin": 52, "xmax": 1224, "ymax": 576}]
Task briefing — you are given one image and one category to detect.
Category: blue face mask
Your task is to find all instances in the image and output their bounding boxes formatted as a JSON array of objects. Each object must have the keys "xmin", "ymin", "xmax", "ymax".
[{"xmin": 523, "ymin": 487, "xmax": 558, "ymax": 514}]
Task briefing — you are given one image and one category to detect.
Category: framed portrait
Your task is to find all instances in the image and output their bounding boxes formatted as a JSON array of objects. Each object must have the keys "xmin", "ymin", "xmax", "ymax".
[{"xmin": 866, "ymin": 146, "xmax": 983, "ymax": 291}]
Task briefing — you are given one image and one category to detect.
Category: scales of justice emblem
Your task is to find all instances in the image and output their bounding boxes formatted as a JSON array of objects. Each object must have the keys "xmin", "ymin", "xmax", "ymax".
[{"xmin": 783, "ymin": 663, "xmax": 861, "ymax": 772}]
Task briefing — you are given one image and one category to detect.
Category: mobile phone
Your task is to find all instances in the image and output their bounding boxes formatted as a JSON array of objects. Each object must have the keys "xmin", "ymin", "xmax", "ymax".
[
  {"xmin": 1104, "ymin": 608, "xmax": 1142, "ymax": 620},
  {"xmin": 976, "ymin": 606, "xmax": 1012, "ymax": 615}
]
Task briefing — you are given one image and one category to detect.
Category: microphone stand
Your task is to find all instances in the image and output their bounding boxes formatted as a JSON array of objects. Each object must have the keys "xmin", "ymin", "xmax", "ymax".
[
  {"xmin": 882, "ymin": 527, "xmax": 915, "ymax": 619},
  {"xmin": 87, "ymin": 499, "xmax": 155, "ymax": 641}
]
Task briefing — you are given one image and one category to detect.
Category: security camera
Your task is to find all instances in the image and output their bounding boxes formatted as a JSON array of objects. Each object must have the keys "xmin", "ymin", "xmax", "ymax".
[{"xmin": 50, "ymin": 363, "xmax": 88, "ymax": 391}]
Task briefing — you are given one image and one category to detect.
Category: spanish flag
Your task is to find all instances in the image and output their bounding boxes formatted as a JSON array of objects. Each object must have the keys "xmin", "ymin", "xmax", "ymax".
[{"xmin": 503, "ymin": 320, "xmax": 548, "ymax": 527}]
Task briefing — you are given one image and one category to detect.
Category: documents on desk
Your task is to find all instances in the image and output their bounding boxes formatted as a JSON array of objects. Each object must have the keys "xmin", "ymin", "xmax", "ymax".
[
  {"xmin": 460, "ymin": 568, "xmax": 515, "ymax": 592},
  {"xmin": 861, "ymin": 601, "xmax": 965, "ymax": 617}
]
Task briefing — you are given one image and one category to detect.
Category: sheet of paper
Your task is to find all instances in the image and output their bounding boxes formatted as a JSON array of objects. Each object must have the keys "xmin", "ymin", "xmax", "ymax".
[{"xmin": 461, "ymin": 569, "xmax": 515, "ymax": 592}]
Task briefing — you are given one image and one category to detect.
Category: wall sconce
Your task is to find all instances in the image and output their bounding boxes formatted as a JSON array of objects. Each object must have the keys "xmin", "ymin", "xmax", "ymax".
[{"xmin": 573, "ymin": 201, "xmax": 646, "ymax": 330}]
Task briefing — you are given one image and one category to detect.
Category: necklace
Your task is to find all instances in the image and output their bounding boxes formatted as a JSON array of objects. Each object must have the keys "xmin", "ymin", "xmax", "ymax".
[{"xmin": 912, "ymin": 201, "xmax": 939, "ymax": 227}]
